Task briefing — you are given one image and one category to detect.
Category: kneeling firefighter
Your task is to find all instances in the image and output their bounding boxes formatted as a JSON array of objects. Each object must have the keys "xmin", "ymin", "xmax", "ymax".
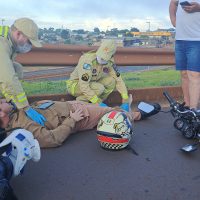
[{"xmin": 66, "ymin": 40, "xmax": 130, "ymax": 110}]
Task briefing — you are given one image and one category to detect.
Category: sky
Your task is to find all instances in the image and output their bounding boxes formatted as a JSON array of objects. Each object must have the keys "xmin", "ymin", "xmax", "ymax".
[{"xmin": 0, "ymin": 0, "xmax": 172, "ymax": 31}]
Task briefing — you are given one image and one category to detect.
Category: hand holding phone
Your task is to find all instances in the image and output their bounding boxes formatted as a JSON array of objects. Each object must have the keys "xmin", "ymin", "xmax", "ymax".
[{"xmin": 180, "ymin": 1, "xmax": 192, "ymax": 6}]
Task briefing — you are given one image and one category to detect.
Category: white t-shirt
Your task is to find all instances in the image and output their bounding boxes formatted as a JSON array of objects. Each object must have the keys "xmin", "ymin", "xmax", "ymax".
[{"xmin": 176, "ymin": 0, "xmax": 200, "ymax": 40}]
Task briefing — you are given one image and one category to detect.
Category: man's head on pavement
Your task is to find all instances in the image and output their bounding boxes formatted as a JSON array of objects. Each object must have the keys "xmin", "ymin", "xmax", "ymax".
[
  {"xmin": 11, "ymin": 17, "xmax": 42, "ymax": 53},
  {"xmin": 96, "ymin": 40, "xmax": 117, "ymax": 65}
]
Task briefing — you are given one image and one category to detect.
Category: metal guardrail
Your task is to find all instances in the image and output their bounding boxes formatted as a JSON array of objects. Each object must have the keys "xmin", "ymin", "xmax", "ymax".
[
  {"xmin": 16, "ymin": 44, "xmax": 175, "ymax": 66},
  {"xmin": 15, "ymin": 44, "xmax": 181, "ymax": 104}
]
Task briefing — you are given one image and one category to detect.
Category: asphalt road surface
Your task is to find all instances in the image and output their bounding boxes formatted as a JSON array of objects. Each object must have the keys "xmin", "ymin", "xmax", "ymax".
[{"xmin": 12, "ymin": 111, "xmax": 200, "ymax": 200}]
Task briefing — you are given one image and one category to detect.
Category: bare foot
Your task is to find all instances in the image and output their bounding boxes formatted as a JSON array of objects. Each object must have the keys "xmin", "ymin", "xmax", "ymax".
[{"xmin": 128, "ymin": 94, "xmax": 142, "ymax": 121}]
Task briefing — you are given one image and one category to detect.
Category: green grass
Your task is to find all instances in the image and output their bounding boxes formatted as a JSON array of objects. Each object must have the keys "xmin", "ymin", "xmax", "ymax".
[
  {"xmin": 22, "ymin": 69, "xmax": 181, "ymax": 96},
  {"xmin": 122, "ymin": 69, "xmax": 180, "ymax": 89},
  {"xmin": 22, "ymin": 80, "xmax": 67, "ymax": 96}
]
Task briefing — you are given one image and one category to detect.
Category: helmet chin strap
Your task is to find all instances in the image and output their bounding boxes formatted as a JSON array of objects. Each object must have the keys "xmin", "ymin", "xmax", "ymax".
[
  {"xmin": 125, "ymin": 145, "xmax": 139, "ymax": 155},
  {"xmin": 120, "ymin": 112, "xmax": 133, "ymax": 134},
  {"xmin": 8, "ymin": 100, "xmax": 17, "ymax": 117}
]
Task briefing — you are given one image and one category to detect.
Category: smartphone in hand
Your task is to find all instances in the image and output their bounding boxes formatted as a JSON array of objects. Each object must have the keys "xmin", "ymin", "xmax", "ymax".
[
  {"xmin": 180, "ymin": 1, "xmax": 192, "ymax": 6},
  {"xmin": 37, "ymin": 101, "xmax": 54, "ymax": 109}
]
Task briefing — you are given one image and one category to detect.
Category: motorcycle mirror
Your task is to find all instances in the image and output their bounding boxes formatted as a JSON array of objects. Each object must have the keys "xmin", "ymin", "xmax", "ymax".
[
  {"xmin": 180, "ymin": 144, "xmax": 198, "ymax": 153},
  {"xmin": 138, "ymin": 102, "xmax": 154, "ymax": 113}
]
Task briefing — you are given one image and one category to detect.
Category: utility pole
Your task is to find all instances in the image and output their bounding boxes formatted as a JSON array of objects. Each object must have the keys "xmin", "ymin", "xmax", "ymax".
[
  {"xmin": 1, "ymin": 19, "xmax": 5, "ymax": 26},
  {"xmin": 146, "ymin": 21, "xmax": 151, "ymax": 32}
]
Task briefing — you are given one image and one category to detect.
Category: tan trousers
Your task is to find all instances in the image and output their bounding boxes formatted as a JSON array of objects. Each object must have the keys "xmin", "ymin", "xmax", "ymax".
[
  {"xmin": 68, "ymin": 101, "xmax": 112, "ymax": 131},
  {"xmin": 68, "ymin": 101, "xmax": 134, "ymax": 132}
]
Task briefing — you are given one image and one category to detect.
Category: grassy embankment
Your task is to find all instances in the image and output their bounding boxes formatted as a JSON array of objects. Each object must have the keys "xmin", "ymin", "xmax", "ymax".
[{"xmin": 22, "ymin": 69, "xmax": 181, "ymax": 96}]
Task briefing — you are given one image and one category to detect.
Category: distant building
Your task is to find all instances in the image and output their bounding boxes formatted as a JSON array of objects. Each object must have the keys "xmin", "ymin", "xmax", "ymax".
[{"xmin": 131, "ymin": 31, "xmax": 172, "ymax": 37}]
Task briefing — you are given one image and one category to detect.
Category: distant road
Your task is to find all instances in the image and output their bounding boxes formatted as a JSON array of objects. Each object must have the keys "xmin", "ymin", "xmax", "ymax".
[{"xmin": 23, "ymin": 66, "xmax": 172, "ymax": 81}]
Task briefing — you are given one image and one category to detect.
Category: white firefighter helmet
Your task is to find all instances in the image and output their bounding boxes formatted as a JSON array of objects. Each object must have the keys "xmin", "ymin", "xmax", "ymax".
[
  {"xmin": 0, "ymin": 128, "xmax": 41, "ymax": 176},
  {"xmin": 97, "ymin": 111, "xmax": 133, "ymax": 150}
]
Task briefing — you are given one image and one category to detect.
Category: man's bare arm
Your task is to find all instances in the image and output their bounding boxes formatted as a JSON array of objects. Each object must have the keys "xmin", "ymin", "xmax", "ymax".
[{"xmin": 169, "ymin": 0, "xmax": 179, "ymax": 27}]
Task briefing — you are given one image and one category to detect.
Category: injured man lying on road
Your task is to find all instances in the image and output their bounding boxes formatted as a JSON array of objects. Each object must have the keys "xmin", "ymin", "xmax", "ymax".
[{"xmin": 0, "ymin": 96, "xmax": 160, "ymax": 148}]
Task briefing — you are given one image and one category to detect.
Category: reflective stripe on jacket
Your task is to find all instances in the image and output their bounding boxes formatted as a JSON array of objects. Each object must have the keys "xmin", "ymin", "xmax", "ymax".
[
  {"xmin": 0, "ymin": 27, "xmax": 29, "ymax": 109},
  {"xmin": 0, "ymin": 26, "xmax": 9, "ymax": 37}
]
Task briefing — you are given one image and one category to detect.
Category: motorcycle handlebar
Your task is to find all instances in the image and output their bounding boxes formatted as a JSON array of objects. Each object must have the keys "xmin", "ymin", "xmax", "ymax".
[
  {"xmin": 163, "ymin": 91, "xmax": 197, "ymax": 117},
  {"xmin": 163, "ymin": 91, "xmax": 176, "ymax": 106}
]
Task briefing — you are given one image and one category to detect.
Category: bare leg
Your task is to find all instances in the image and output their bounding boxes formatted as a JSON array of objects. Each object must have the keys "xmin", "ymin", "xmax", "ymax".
[
  {"xmin": 127, "ymin": 94, "xmax": 141, "ymax": 121},
  {"xmin": 133, "ymin": 112, "xmax": 141, "ymax": 121},
  {"xmin": 127, "ymin": 94, "xmax": 160, "ymax": 121},
  {"xmin": 188, "ymin": 70, "xmax": 200, "ymax": 109},
  {"xmin": 128, "ymin": 94, "xmax": 133, "ymax": 111},
  {"xmin": 180, "ymin": 70, "xmax": 190, "ymax": 107}
]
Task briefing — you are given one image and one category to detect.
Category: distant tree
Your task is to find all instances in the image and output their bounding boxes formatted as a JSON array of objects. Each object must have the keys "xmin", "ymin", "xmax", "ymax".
[
  {"xmin": 167, "ymin": 28, "xmax": 175, "ymax": 32},
  {"xmin": 119, "ymin": 29, "xmax": 129, "ymax": 34},
  {"xmin": 118, "ymin": 29, "xmax": 129, "ymax": 36},
  {"xmin": 140, "ymin": 35, "xmax": 149, "ymax": 39},
  {"xmin": 64, "ymin": 39, "xmax": 71, "ymax": 44},
  {"xmin": 94, "ymin": 27, "xmax": 100, "ymax": 34},
  {"xmin": 130, "ymin": 27, "xmax": 140, "ymax": 32},
  {"xmin": 49, "ymin": 27, "xmax": 54, "ymax": 32},
  {"xmin": 74, "ymin": 35, "xmax": 83, "ymax": 41},
  {"xmin": 97, "ymin": 35, "xmax": 104, "ymax": 40},
  {"xmin": 61, "ymin": 29, "xmax": 70, "ymax": 39},
  {"xmin": 77, "ymin": 29, "xmax": 85, "ymax": 34},
  {"xmin": 55, "ymin": 29, "xmax": 62, "ymax": 34},
  {"xmin": 126, "ymin": 32, "xmax": 134, "ymax": 37},
  {"xmin": 109, "ymin": 28, "xmax": 118, "ymax": 36},
  {"xmin": 38, "ymin": 28, "xmax": 43, "ymax": 39}
]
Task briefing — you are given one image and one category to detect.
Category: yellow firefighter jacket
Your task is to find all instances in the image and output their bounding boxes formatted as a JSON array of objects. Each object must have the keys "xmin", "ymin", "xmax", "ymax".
[
  {"xmin": 0, "ymin": 26, "xmax": 29, "ymax": 109},
  {"xmin": 68, "ymin": 51, "xmax": 128, "ymax": 104}
]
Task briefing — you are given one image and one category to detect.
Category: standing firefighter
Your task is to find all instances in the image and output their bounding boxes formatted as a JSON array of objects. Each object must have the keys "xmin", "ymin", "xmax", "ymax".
[
  {"xmin": 0, "ymin": 18, "xmax": 46, "ymax": 126},
  {"xmin": 66, "ymin": 40, "xmax": 129, "ymax": 110}
]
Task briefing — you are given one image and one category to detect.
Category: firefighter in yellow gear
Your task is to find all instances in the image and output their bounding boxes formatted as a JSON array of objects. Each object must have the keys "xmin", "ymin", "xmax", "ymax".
[
  {"xmin": 0, "ymin": 18, "xmax": 46, "ymax": 126},
  {"xmin": 66, "ymin": 40, "xmax": 129, "ymax": 108}
]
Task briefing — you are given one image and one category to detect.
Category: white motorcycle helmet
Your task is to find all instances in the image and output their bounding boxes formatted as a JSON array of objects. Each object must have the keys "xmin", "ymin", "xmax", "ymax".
[{"xmin": 97, "ymin": 111, "xmax": 133, "ymax": 150}]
